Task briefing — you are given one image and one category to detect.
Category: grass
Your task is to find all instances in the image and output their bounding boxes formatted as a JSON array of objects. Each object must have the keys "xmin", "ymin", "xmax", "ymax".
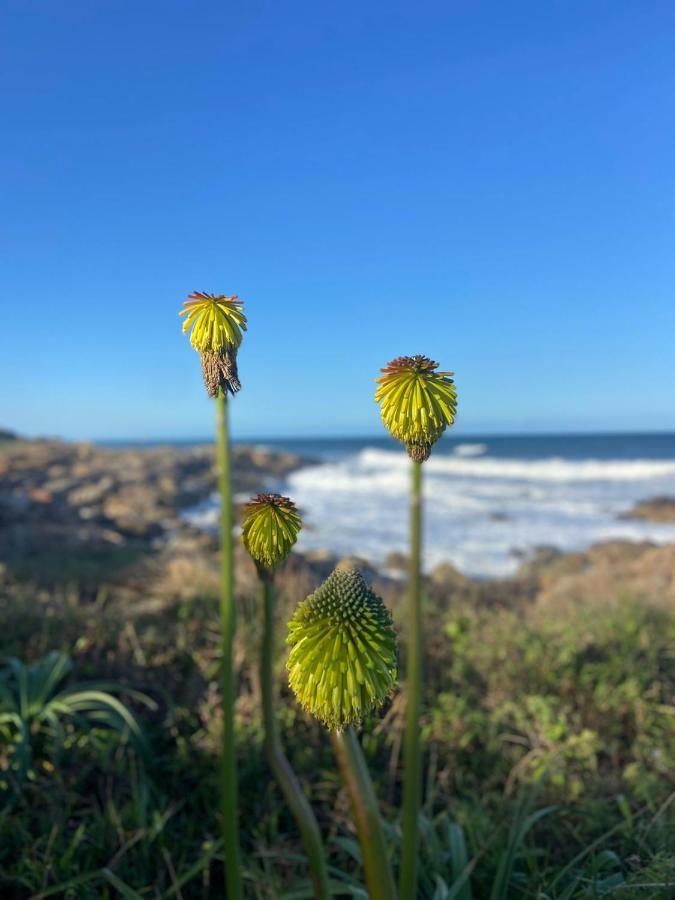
[{"xmin": 0, "ymin": 552, "xmax": 673, "ymax": 898}]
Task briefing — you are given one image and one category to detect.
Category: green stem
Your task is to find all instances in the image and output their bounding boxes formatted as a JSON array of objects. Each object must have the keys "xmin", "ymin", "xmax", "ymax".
[
  {"xmin": 216, "ymin": 390, "xmax": 243, "ymax": 900},
  {"xmin": 331, "ymin": 727, "xmax": 397, "ymax": 900},
  {"xmin": 400, "ymin": 459, "xmax": 423, "ymax": 898},
  {"xmin": 260, "ymin": 576, "xmax": 331, "ymax": 900}
]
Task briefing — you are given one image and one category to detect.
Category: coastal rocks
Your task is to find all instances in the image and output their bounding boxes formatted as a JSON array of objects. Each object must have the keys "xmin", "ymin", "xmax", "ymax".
[
  {"xmin": 383, "ymin": 551, "xmax": 408, "ymax": 573},
  {"xmin": 0, "ymin": 437, "xmax": 308, "ymax": 581},
  {"xmin": 67, "ymin": 476, "xmax": 116, "ymax": 507},
  {"xmin": 527, "ymin": 540, "xmax": 675, "ymax": 612},
  {"xmin": 430, "ymin": 561, "xmax": 468, "ymax": 590},
  {"xmin": 620, "ymin": 496, "xmax": 675, "ymax": 523}
]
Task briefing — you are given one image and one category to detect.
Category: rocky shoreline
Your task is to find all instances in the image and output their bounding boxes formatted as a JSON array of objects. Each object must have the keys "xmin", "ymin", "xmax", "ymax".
[
  {"xmin": 2, "ymin": 433, "xmax": 675, "ymax": 610},
  {"xmin": 0, "ymin": 434, "xmax": 307, "ymax": 577}
]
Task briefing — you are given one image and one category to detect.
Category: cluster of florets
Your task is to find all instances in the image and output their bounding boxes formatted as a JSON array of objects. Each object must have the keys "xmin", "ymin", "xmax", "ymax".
[
  {"xmin": 287, "ymin": 567, "xmax": 398, "ymax": 731},
  {"xmin": 375, "ymin": 355, "xmax": 457, "ymax": 462},
  {"xmin": 241, "ymin": 493, "xmax": 302, "ymax": 571}
]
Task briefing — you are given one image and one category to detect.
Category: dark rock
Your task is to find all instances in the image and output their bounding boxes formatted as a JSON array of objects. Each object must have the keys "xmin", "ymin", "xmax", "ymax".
[{"xmin": 620, "ymin": 496, "xmax": 675, "ymax": 523}]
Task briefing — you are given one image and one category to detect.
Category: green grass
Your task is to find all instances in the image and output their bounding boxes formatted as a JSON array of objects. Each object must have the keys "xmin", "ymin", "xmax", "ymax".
[{"xmin": 0, "ymin": 557, "xmax": 673, "ymax": 898}]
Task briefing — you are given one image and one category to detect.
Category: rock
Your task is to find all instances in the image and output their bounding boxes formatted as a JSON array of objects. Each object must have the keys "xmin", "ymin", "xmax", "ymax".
[
  {"xmin": 67, "ymin": 476, "xmax": 115, "ymax": 507},
  {"xmin": 102, "ymin": 490, "xmax": 165, "ymax": 538},
  {"xmin": 620, "ymin": 496, "xmax": 675, "ymax": 523},
  {"xmin": 430, "ymin": 561, "xmax": 469, "ymax": 590},
  {"xmin": 529, "ymin": 540, "xmax": 675, "ymax": 613},
  {"xmin": 516, "ymin": 546, "xmax": 585, "ymax": 581},
  {"xmin": 383, "ymin": 551, "xmax": 408, "ymax": 572},
  {"xmin": 27, "ymin": 488, "xmax": 53, "ymax": 504},
  {"xmin": 0, "ymin": 434, "xmax": 314, "ymax": 581},
  {"xmin": 336, "ymin": 556, "xmax": 379, "ymax": 583}
]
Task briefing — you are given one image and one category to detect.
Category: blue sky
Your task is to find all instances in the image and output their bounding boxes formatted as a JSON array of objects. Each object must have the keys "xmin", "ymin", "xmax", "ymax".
[{"xmin": 2, "ymin": 0, "xmax": 674, "ymax": 440}]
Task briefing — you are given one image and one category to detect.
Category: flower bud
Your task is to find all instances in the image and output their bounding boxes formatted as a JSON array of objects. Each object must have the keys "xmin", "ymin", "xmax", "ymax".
[
  {"xmin": 375, "ymin": 355, "xmax": 457, "ymax": 462},
  {"xmin": 241, "ymin": 493, "xmax": 302, "ymax": 572},
  {"xmin": 287, "ymin": 567, "xmax": 398, "ymax": 731}
]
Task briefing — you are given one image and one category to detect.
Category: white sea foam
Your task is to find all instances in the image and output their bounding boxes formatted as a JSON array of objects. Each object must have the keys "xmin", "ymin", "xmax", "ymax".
[
  {"xmin": 185, "ymin": 446, "xmax": 675, "ymax": 578},
  {"xmin": 357, "ymin": 448, "xmax": 675, "ymax": 482},
  {"xmin": 453, "ymin": 442, "xmax": 488, "ymax": 457}
]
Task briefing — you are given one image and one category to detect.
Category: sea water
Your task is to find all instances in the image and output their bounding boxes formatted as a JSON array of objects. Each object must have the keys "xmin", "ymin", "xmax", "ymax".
[{"xmin": 185, "ymin": 433, "xmax": 675, "ymax": 578}]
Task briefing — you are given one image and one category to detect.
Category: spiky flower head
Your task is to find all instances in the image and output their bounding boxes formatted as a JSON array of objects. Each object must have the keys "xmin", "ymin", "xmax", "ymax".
[
  {"xmin": 180, "ymin": 292, "xmax": 247, "ymax": 352},
  {"xmin": 375, "ymin": 355, "xmax": 457, "ymax": 463},
  {"xmin": 287, "ymin": 567, "xmax": 398, "ymax": 731},
  {"xmin": 179, "ymin": 292, "xmax": 247, "ymax": 397},
  {"xmin": 241, "ymin": 493, "xmax": 302, "ymax": 572}
]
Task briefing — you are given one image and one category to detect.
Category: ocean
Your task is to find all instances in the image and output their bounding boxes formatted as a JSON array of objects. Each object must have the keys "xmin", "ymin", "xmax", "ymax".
[{"xmin": 184, "ymin": 433, "xmax": 675, "ymax": 578}]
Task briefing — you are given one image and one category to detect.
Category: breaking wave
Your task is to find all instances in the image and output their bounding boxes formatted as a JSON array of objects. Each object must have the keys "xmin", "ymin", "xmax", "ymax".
[
  {"xmin": 185, "ymin": 444, "xmax": 675, "ymax": 578},
  {"xmin": 282, "ymin": 448, "xmax": 675, "ymax": 577}
]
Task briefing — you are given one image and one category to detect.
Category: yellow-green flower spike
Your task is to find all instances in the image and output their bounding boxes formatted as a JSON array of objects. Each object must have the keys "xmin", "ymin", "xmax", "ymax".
[
  {"xmin": 287, "ymin": 567, "xmax": 398, "ymax": 731},
  {"xmin": 180, "ymin": 292, "xmax": 247, "ymax": 352},
  {"xmin": 179, "ymin": 292, "xmax": 248, "ymax": 397},
  {"xmin": 242, "ymin": 493, "xmax": 302, "ymax": 571},
  {"xmin": 375, "ymin": 355, "xmax": 457, "ymax": 463}
]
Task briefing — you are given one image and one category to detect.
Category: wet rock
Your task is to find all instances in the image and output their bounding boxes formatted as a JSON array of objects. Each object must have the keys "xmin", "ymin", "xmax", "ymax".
[{"xmin": 620, "ymin": 496, "xmax": 675, "ymax": 523}]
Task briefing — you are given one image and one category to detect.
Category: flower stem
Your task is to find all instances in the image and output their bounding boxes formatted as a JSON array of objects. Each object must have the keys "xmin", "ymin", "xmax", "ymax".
[
  {"xmin": 215, "ymin": 389, "xmax": 243, "ymax": 900},
  {"xmin": 260, "ymin": 575, "xmax": 331, "ymax": 899},
  {"xmin": 331, "ymin": 727, "xmax": 397, "ymax": 900},
  {"xmin": 400, "ymin": 459, "xmax": 423, "ymax": 898}
]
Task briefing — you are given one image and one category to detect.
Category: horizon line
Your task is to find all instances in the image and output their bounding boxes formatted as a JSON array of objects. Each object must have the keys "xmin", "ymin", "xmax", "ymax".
[
  {"xmin": 7, "ymin": 426, "xmax": 675, "ymax": 445},
  {"xmin": 92, "ymin": 427, "xmax": 675, "ymax": 445}
]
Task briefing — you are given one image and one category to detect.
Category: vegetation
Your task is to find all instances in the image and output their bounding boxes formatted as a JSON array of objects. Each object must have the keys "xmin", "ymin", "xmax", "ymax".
[
  {"xmin": 0, "ymin": 552, "xmax": 672, "ymax": 898},
  {"xmin": 1, "ymin": 309, "xmax": 672, "ymax": 898}
]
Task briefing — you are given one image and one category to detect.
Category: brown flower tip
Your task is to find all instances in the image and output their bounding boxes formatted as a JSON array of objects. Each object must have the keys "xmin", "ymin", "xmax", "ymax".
[
  {"xmin": 380, "ymin": 355, "xmax": 440, "ymax": 376},
  {"xmin": 244, "ymin": 493, "xmax": 298, "ymax": 512}
]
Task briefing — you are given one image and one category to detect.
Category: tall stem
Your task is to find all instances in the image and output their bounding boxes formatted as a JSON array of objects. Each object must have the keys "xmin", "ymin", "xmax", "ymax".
[
  {"xmin": 331, "ymin": 728, "xmax": 397, "ymax": 900},
  {"xmin": 400, "ymin": 459, "xmax": 423, "ymax": 898},
  {"xmin": 216, "ymin": 390, "xmax": 243, "ymax": 900},
  {"xmin": 260, "ymin": 576, "xmax": 331, "ymax": 899}
]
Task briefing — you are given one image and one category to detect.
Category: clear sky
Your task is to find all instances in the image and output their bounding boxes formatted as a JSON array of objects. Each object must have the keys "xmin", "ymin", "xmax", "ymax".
[{"xmin": 2, "ymin": 0, "xmax": 674, "ymax": 440}]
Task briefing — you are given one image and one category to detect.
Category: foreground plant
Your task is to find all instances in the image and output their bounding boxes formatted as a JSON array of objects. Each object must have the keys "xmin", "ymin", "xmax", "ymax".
[
  {"xmin": 242, "ymin": 494, "xmax": 331, "ymax": 899},
  {"xmin": 287, "ymin": 566, "xmax": 398, "ymax": 900},
  {"xmin": 180, "ymin": 291, "xmax": 247, "ymax": 900},
  {"xmin": 375, "ymin": 355, "xmax": 457, "ymax": 898},
  {"xmin": 180, "ymin": 291, "xmax": 246, "ymax": 397},
  {"xmin": 0, "ymin": 651, "xmax": 155, "ymax": 805}
]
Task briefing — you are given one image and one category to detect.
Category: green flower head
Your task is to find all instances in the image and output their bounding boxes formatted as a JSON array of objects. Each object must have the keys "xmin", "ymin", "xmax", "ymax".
[
  {"xmin": 375, "ymin": 355, "xmax": 457, "ymax": 462},
  {"xmin": 242, "ymin": 493, "xmax": 301, "ymax": 571},
  {"xmin": 179, "ymin": 292, "xmax": 247, "ymax": 397},
  {"xmin": 287, "ymin": 567, "xmax": 398, "ymax": 731}
]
